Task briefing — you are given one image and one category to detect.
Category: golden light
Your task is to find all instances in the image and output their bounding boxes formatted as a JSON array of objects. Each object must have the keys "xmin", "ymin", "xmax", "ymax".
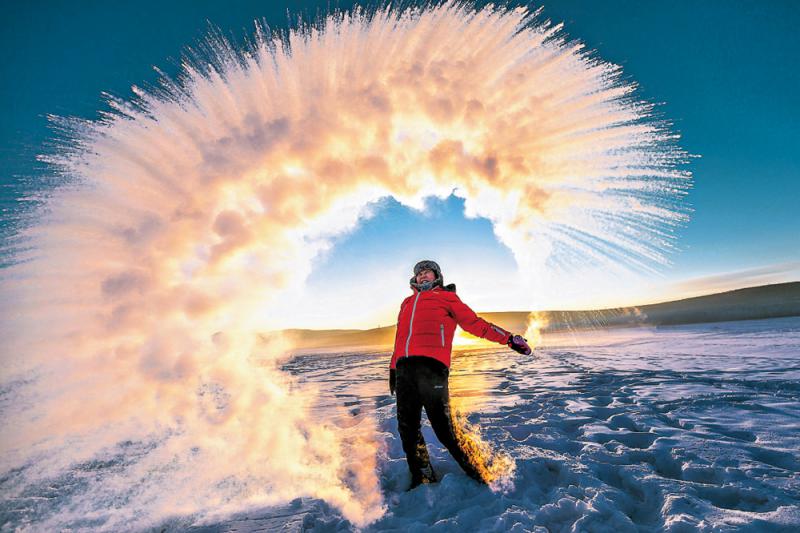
[
  {"xmin": 451, "ymin": 326, "xmax": 490, "ymax": 347},
  {"xmin": 523, "ymin": 311, "xmax": 549, "ymax": 348},
  {"xmin": 0, "ymin": 0, "xmax": 689, "ymax": 528}
]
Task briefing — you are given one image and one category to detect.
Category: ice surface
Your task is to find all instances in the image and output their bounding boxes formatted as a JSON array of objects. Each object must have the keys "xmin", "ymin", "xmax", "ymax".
[
  {"xmin": 177, "ymin": 317, "xmax": 800, "ymax": 532},
  {"xmin": 5, "ymin": 318, "xmax": 799, "ymax": 531}
]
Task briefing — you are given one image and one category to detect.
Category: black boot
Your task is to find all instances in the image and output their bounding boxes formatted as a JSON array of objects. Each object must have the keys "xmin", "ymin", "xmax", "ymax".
[{"xmin": 408, "ymin": 463, "xmax": 438, "ymax": 490}]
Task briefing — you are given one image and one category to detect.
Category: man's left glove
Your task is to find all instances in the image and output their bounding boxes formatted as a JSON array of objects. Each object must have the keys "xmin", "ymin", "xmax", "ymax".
[
  {"xmin": 508, "ymin": 334, "xmax": 532, "ymax": 355},
  {"xmin": 389, "ymin": 368, "xmax": 396, "ymax": 396}
]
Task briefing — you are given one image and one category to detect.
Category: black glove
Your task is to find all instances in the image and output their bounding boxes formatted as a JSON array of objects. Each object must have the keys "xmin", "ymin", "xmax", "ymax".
[
  {"xmin": 389, "ymin": 368, "xmax": 396, "ymax": 396},
  {"xmin": 508, "ymin": 334, "xmax": 532, "ymax": 355}
]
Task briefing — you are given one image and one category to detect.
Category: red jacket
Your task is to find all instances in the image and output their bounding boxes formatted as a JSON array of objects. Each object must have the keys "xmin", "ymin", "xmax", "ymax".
[{"xmin": 390, "ymin": 285, "xmax": 511, "ymax": 369}]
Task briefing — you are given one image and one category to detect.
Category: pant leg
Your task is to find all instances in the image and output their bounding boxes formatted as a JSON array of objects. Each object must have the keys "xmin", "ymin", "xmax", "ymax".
[
  {"xmin": 395, "ymin": 360, "xmax": 436, "ymax": 484},
  {"xmin": 420, "ymin": 365, "xmax": 487, "ymax": 483}
]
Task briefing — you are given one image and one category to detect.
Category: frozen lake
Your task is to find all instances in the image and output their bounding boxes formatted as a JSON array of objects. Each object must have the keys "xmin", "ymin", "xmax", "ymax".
[
  {"xmin": 2, "ymin": 317, "xmax": 799, "ymax": 532},
  {"xmin": 192, "ymin": 316, "xmax": 800, "ymax": 532}
]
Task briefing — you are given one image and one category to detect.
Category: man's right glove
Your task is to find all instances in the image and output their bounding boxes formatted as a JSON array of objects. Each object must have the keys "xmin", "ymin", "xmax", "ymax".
[
  {"xmin": 389, "ymin": 368, "xmax": 396, "ymax": 396},
  {"xmin": 508, "ymin": 334, "xmax": 532, "ymax": 355}
]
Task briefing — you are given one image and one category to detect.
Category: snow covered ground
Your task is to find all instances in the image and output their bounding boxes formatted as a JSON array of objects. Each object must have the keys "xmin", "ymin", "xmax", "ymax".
[{"xmin": 189, "ymin": 316, "xmax": 800, "ymax": 532}]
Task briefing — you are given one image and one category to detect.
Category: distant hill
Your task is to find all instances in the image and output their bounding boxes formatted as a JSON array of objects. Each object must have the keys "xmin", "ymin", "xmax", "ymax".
[
  {"xmin": 482, "ymin": 281, "xmax": 800, "ymax": 332},
  {"xmin": 277, "ymin": 282, "xmax": 800, "ymax": 350}
]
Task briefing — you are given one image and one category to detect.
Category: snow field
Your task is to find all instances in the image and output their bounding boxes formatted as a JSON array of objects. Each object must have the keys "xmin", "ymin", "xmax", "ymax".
[{"xmin": 191, "ymin": 317, "xmax": 800, "ymax": 532}]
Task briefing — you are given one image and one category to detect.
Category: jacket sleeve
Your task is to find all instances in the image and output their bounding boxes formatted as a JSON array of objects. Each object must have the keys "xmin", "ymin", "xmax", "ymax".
[
  {"xmin": 448, "ymin": 294, "xmax": 511, "ymax": 344},
  {"xmin": 390, "ymin": 302, "xmax": 405, "ymax": 369}
]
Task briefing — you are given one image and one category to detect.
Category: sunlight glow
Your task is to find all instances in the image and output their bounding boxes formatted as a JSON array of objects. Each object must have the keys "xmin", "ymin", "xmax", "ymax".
[
  {"xmin": 524, "ymin": 311, "xmax": 549, "ymax": 349},
  {"xmin": 0, "ymin": 2, "xmax": 689, "ymax": 529}
]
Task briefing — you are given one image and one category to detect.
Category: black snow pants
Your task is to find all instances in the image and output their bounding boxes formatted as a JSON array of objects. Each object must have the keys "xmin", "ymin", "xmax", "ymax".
[{"xmin": 395, "ymin": 356, "xmax": 485, "ymax": 486}]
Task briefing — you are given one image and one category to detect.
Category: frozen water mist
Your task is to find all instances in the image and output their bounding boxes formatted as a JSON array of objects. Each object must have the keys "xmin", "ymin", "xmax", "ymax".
[{"xmin": 0, "ymin": 2, "xmax": 689, "ymax": 529}]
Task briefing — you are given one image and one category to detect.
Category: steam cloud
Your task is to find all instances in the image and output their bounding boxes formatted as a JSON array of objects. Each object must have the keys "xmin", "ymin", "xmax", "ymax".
[{"xmin": 0, "ymin": 2, "xmax": 689, "ymax": 529}]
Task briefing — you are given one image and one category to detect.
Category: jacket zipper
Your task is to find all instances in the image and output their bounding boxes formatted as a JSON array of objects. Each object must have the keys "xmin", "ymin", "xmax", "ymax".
[
  {"xmin": 404, "ymin": 291, "xmax": 422, "ymax": 357},
  {"xmin": 440, "ymin": 324, "xmax": 445, "ymax": 346}
]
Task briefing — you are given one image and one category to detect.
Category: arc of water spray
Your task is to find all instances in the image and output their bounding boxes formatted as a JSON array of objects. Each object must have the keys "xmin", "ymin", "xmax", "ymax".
[{"xmin": 0, "ymin": 2, "xmax": 689, "ymax": 529}]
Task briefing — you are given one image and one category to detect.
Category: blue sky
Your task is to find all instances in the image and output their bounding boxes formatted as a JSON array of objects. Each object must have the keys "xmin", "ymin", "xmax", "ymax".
[{"xmin": 2, "ymin": 1, "xmax": 798, "ymax": 323}]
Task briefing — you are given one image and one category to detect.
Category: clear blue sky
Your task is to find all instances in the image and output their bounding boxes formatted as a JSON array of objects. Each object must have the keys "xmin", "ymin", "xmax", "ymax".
[{"xmin": 2, "ymin": 1, "xmax": 798, "ymax": 318}]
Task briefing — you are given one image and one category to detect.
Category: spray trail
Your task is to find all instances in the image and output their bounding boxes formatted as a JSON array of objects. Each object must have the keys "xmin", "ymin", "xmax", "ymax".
[{"xmin": 0, "ymin": 2, "xmax": 689, "ymax": 529}]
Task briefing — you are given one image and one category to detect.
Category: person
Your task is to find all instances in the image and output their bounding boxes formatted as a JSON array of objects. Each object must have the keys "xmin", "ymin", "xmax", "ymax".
[{"xmin": 389, "ymin": 259, "xmax": 532, "ymax": 489}]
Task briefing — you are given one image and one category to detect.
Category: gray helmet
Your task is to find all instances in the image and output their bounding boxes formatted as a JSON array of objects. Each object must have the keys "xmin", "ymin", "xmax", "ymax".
[{"xmin": 410, "ymin": 260, "xmax": 443, "ymax": 291}]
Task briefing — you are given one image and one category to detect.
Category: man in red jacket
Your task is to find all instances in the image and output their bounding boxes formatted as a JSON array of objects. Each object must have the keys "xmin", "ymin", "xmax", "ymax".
[{"xmin": 389, "ymin": 260, "xmax": 532, "ymax": 489}]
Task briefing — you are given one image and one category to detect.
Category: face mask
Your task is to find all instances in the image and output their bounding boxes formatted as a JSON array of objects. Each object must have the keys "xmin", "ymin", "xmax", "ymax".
[{"xmin": 415, "ymin": 280, "xmax": 435, "ymax": 291}]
